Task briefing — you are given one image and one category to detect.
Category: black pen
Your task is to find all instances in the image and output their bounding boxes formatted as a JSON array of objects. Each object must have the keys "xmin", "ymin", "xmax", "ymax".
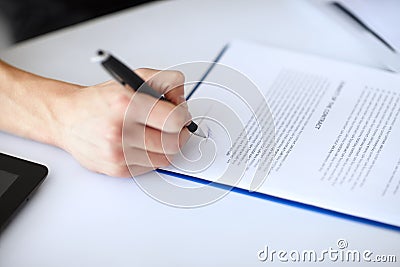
[
  {"xmin": 331, "ymin": 2, "xmax": 396, "ymax": 53},
  {"xmin": 94, "ymin": 50, "xmax": 206, "ymax": 138},
  {"xmin": 331, "ymin": 2, "xmax": 400, "ymax": 73}
]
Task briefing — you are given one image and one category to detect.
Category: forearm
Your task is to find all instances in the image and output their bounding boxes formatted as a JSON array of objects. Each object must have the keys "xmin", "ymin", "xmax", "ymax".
[
  {"xmin": 0, "ymin": 60, "xmax": 81, "ymax": 147},
  {"xmin": 0, "ymin": 61, "xmax": 189, "ymax": 177}
]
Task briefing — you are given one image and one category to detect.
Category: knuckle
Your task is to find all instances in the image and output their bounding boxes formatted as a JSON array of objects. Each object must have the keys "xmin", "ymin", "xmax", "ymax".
[
  {"xmin": 112, "ymin": 93, "xmax": 130, "ymax": 108},
  {"xmin": 170, "ymin": 70, "xmax": 185, "ymax": 84},
  {"xmin": 161, "ymin": 71, "xmax": 185, "ymax": 93},
  {"xmin": 105, "ymin": 125, "xmax": 122, "ymax": 144}
]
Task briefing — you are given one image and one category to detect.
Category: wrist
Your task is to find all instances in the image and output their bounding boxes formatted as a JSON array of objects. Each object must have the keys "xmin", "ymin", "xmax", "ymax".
[
  {"xmin": 0, "ymin": 61, "xmax": 83, "ymax": 148},
  {"xmin": 42, "ymin": 80, "xmax": 83, "ymax": 149}
]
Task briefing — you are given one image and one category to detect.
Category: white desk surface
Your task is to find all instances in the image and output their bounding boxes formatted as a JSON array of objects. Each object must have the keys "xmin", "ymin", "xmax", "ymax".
[{"xmin": 0, "ymin": 0, "xmax": 399, "ymax": 266}]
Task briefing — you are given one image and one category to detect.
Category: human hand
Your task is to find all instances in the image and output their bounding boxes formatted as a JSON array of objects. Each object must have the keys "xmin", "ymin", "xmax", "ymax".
[{"xmin": 54, "ymin": 69, "xmax": 191, "ymax": 177}]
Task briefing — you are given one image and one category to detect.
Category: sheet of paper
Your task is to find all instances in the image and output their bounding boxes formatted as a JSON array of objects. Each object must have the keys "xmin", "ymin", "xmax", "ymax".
[{"xmin": 162, "ymin": 40, "xmax": 400, "ymax": 227}]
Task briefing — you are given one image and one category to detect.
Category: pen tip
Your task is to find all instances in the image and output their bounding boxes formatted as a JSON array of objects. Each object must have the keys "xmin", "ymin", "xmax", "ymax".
[
  {"xmin": 97, "ymin": 50, "xmax": 104, "ymax": 56},
  {"xmin": 194, "ymin": 128, "xmax": 208, "ymax": 139}
]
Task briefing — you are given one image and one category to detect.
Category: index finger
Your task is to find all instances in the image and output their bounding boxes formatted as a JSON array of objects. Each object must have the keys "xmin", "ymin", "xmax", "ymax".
[{"xmin": 135, "ymin": 68, "xmax": 186, "ymax": 105}]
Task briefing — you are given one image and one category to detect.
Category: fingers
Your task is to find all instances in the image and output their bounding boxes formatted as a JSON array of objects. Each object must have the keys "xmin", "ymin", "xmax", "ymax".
[
  {"xmin": 124, "ymin": 123, "xmax": 191, "ymax": 154},
  {"xmin": 124, "ymin": 147, "xmax": 173, "ymax": 167},
  {"xmin": 128, "ymin": 165, "xmax": 157, "ymax": 177},
  {"xmin": 135, "ymin": 68, "xmax": 186, "ymax": 105},
  {"xmin": 99, "ymin": 163, "xmax": 160, "ymax": 178},
  {"xmin": 103, "ymin": 165, "xmax": 154, "ymax": 178},
  {"xmin": 63, "ymin": 69, "xmax": 192, "ymax": 178},
  {"xmin": 132, "ymin": 68, "xmax": 192, "ymax": 131},
  {"xmin": 70, "ymin": 134, "xmax": 180, "ymax": 178},
  {"xmin": 128, "ymin": 92, "xmax": 190, "ymax": 133}
]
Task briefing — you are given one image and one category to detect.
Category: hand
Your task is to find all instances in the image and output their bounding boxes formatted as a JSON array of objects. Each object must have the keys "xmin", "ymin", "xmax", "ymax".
[{"xmin": 55, "ymin": 69, "xmax": 191, "ymax": 177}]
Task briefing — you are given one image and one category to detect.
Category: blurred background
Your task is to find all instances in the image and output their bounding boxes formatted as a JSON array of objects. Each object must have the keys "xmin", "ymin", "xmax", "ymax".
[{"xmin": 0, "ymin": 0, "xmax": 154, "ymax": 50}]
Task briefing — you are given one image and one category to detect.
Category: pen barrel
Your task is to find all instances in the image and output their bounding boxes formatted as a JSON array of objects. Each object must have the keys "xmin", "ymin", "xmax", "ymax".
[
  {"xmin": 136, "ymin": 82, "xmax": 164, "ymax": 99},
  {"xmin": 101, "ymin": 55, "xmax": 163, "ymax": 99},
  {"xmin": 99, "ymin": 51, "xmax": 202, "ymax": 135}
]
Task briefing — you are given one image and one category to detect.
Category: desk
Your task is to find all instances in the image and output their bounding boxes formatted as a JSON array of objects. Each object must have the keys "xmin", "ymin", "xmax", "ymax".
[{"xmin": 0, "ymin": 1, "xmax": 399, "ymax": 266}]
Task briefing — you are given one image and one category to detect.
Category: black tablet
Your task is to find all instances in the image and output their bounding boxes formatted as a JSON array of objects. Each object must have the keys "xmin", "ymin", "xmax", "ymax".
[{"xmin": 0, "ymin": 152, "xmax": 48, "ymax": 232}]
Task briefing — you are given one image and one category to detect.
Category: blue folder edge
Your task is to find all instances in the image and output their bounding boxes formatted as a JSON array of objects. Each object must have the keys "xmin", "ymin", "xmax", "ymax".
[{"xmin": 157, "ymin": 43, "xmax": 400, "ymax": 232}]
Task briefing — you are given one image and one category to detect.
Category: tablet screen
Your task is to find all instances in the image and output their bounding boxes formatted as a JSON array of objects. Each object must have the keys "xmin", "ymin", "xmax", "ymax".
[{"xmin": 0, "ymin": 170, "xmax": 19, "ymax": 196}]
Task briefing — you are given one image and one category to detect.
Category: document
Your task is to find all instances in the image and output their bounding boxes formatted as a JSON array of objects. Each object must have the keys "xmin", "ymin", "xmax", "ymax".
[{"xmin": 162, "ymin": 40, "xmax": 400, "ymax": 228}]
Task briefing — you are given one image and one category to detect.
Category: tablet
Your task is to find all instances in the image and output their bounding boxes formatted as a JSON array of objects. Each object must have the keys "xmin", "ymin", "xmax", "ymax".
[{"xmin": 0, "ymin": 152, "xmax": 48, "ymax": 232}]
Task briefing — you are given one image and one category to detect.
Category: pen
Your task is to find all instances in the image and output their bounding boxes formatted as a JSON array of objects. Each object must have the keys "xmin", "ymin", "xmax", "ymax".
[
  {"xmin": 94, "ymin": 50, "xmax": 207, "ymax": 138},
  {"xmin": 331, "ymin": 1, "xmax": 400, "ymax": 73},
  {"xmin": 331, "ymin": 2, "xmax": 395, "ymax": 53}
]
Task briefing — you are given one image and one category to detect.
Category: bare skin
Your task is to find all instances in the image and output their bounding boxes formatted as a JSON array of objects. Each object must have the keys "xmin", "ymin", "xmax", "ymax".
[{"xmin": 0, "ymin": 60, "xmax": 190, "ymax": 177}]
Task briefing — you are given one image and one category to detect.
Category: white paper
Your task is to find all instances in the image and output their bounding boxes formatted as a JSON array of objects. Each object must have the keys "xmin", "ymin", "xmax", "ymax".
[{"xmin": 163, "ymin": 40, "xmax": 400, "ymax": 227}]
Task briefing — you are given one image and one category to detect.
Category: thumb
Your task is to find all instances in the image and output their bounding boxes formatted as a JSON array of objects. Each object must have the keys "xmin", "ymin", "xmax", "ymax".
[
  {"xmin": 134, "ymin": 68, "xmax": 186, "ymax": 105},
  {"xmin": 135, "ymin": 68, "xmax": 191, "ymax": 123}
]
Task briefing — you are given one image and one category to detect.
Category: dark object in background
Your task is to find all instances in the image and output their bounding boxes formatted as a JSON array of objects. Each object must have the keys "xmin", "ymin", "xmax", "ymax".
[
  {"xmin": 0, "ymin": 0, "xmax": 154, "ymax": 43},
  {"xmin": 0, "ymin": 152, "xmax": 48, "ymax": 233}
]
